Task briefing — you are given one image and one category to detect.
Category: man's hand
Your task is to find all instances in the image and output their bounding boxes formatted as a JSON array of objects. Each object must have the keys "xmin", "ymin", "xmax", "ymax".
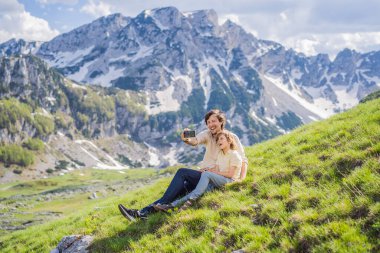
[{"xmin": 181, "ymin": 128, "xmax": 190, "ymax": 142}]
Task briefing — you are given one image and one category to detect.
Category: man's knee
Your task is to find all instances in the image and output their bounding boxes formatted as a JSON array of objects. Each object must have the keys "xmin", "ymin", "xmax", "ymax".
[{"xmin": 176, "ymin": 168, "xmax": 190, "ymax": 176}]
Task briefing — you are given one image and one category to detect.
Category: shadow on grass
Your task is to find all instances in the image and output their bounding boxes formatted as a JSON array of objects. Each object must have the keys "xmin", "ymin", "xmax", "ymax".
[{"xmin": 89, "ymin": 211, "xmax": 170, "ymax": 252}]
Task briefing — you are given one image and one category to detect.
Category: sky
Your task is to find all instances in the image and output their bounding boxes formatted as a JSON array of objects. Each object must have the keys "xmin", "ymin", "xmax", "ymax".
[{"xmin": 1, "ymin": 0, "xmax": 380, "ymax": 59}]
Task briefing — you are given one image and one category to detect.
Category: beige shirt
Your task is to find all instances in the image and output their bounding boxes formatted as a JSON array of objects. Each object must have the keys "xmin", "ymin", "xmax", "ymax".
[
  {"xmin": 196, "ymin": 130, "xmax": 248, "ymax": 168},
  {"xmin": 216, "ymin": 149, "xmax": 242, "ymax": 181}
]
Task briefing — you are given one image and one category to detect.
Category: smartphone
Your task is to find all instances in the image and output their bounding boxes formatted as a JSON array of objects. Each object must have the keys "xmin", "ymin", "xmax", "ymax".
[{"xmin": 183, "ymin": 130, "xmax": 196, "ymax": 138}]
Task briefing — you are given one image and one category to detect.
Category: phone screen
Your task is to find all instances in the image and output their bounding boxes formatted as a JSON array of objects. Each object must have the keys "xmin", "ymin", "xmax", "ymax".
[{"xmin": 184, "ymin": 130, "xmax": 196, "ymax": 138}]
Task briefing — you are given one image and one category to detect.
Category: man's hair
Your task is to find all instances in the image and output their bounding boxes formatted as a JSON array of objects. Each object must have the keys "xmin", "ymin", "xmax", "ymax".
[
  {"xmin": 204, "ymin": 109, "xmax": 226, "ymax": 129},
  {"xmin": 216, "ymin": 130, "xmax": 237, "ymax": 150}
]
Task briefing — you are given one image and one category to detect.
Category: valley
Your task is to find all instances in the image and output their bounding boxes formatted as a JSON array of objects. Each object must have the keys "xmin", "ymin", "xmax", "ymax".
[{"xmin": 0, "ymin": 167, "xmax": 176, "ymax": 236}]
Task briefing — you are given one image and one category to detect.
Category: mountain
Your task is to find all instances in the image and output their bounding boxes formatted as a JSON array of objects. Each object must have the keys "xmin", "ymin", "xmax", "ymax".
[
  {"xmin": 1, "ymin": 7, "xmax": 380, "ymax": 170},
  {"xmin": 0, "ymin": 39, "xmax": 41, "ymax": 56},
  {"xmin": 30, "ymin": 8, "xmax": 325, "ymax": 139},
  {"xmin": 0, "ymin": 55, "xmax": 157, "ymax": 180},
  {"xmin": 28, "ymin": 7, "xmax": 379, "ymax": 121},
  {"xmin": 254, "ymin": 46, "xmax": 380, "ymax": 117},
  {"xmin": 1, "ymin": 95, "xmax": 379, "ymax": 252}
]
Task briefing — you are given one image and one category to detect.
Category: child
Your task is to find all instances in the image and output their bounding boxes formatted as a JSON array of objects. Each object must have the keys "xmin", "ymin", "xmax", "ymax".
[{"xmin": 154, "ymin": 130, "xmax": 242, "ymax": 211}]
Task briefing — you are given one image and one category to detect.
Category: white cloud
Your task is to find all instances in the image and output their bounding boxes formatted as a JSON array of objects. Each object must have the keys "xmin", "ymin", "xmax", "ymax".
[
  {"xmin": 279, "ymin": 11, "xmax": 287, "ymax": 21},
  {"xmin": 292, "ymin": 38, "xmax": 319, "ymax": 56},
  {"xmin": 0, "ymin": 0, "xmax": 59, "ymax": 43},
  {"xmin": 80, "ymin": 0, "xmax": 113, "ymax": 18},
  {"xmin": 283, "ymin": 32, "xmax": 380, "ymax": 58},
  {"xmin": 220, "ymin": 14, "xmax": 240, "ymax": 25},
  {"xmin": 37, "ymin": 0, "xmax": 78, "ymax": 5}
]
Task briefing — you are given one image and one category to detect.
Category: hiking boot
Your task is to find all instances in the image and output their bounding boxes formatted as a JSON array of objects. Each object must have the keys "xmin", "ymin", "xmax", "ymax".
[
  {"xmin": 153, "ymin": 203, "xmax": 174, "ymax": 212},
  {"xmin": 118, "ymin": 204, "xmax": 147, "ymax": 221}
]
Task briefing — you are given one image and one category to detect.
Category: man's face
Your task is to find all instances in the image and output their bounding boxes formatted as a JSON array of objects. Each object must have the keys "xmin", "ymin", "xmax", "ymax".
[{"xmin": 206, "ymin": 114, "xmax": 223, "ymax": 135}]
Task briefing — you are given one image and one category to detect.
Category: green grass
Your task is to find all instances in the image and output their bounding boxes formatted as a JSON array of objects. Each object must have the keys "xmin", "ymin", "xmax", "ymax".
[
  {"xmin": 0, "ymin": 168, "xmax": 158, "ymax": 199},
  {"xmin": 0, "ymin": 98, "xmax": 379, "ymax": 252}
]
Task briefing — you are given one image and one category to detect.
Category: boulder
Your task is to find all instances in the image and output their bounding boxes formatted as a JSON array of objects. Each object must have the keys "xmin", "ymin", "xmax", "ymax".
[{"xmin": 50, "ymin": 235, "xmax": 93, "ymax": 253}]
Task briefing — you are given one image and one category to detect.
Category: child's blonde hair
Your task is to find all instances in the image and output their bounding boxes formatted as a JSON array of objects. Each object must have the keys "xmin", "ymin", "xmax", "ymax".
[{"xmin": 216, "ymin": 130, "xmax": 237, "ymax": 150}]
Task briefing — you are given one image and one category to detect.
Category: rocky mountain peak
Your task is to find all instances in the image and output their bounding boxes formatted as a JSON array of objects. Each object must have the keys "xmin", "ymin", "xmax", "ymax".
[
  {"xmin": 0, "ymin": 39, "xmax": 42, "ymax": 57},
  {"xmin": 37, "ymin": 13, "xmax": 129, "ymax": 54},
  {"xmin": 146, "ymin": 7, "xmax": 185, "ymax": 29},
  {"xmin": 185, "ymin": 9, "xmax": 219, "ymax": 34},
  {"xmin": 0, "ymin": 55, "xmax": 66, "ymax": 111},
  {"xmin": 220, "ymin": 19, "xmax": 261, "ymax": 52},
  {"xmin": 330, "ymin": 48, "xmax": 361, "ymax": 73}
]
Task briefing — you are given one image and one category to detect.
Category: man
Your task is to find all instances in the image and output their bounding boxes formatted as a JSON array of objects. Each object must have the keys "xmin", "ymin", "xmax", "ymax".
[{"xmin": 118, "ymin": 109, "xmax": 248, "ymax": 221}]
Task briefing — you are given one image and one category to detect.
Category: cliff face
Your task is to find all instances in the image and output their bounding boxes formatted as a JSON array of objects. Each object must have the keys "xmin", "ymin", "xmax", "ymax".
[{"xmin": 0, "ymin": 56, "xmax": 154, "ymax": 174}]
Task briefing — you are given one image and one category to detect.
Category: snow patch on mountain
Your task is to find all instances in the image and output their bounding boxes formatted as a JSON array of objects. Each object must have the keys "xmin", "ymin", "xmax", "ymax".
[
  {"xmin": 149, "ymin": 85, "xmax": 180, "ymax": 115},
  {"xmin": 144, "ymin": 10, "xmax": 170, "ymax": 30},
  {"xmin": 367, "ymin": 76, "xmax": 380, "ymax": 86},
  {"xmin": 46, "ymin": 96, "xmax": 56, "ymax": 105},
  {"xmin": 92, "ymin": 65, "xmax": 125, "ymax": 87},
  {"xmin": 75, "ymin": 139, "xmax": 127, "ymax": 170},
  {"xmin": 163, "ymin": 144, "xmax": 178, "ymax": 166},
  {"xmin": 47, "ymin": 46, "xmax": 95, "ymax": 68},
  {"xmin": 265, "ymin": 75, "xmax": 333, "ymax": 119},
  {"xmin": 144, "ymin": 142, "xmax": 160, "ymax": 166},
  {"xmin": 334, "ymin": 84, "xmax": 359, "ymax": 110},
  {"xmin": 130, "ymin": 45, "xmax": 154, "ymax": 62},
  {"xmin": 303, "ymin": 83, "xmax": 360, "ymax": 114},
  {"xmin": 200, "ymin": 67, "xmax": 212, "ymax": 107},
  {"xmin": 167, "ymin": 68, "xmax": 193, "ymax": 94},
  {"xmin": 65, "ymin": 79, "xmax": 87, "ymax": 90},
  {"xmin": 204, "ymin": 57, "xmax": 226, "ymax": 77},
  {"xmin": 308, "ymin": 116, "xmax": 318, "ymax": 121},
  {"xmin": 251, "ymin": 111, "xmax": 268, "ymax": 126},
  {"xmin": 272, "ymin": 97, "xmax": 278, "ymax": 107},
  {"xmin": 68, "ymin": 61, "xmax": 93, "ymax": 83},
  {"xmin": 265, "ymin": 116, "xmax": 276, "ymax": 125}
]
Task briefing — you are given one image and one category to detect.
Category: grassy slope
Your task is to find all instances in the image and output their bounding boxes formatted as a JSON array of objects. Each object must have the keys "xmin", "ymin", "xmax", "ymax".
[{"xmin": 1, "ymin": 98, "xmax": 379, "ymax": 252}]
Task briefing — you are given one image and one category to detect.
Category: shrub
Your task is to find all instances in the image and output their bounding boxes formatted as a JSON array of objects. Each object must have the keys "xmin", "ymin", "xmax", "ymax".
[
  {"xmin": 76, "ymin": 112, "xmax": 89, "ymax": 128},
  {"xmin": 55, "ymin": 160, "xmax": 70, "ymax": 170},
  {"xmin": 54, "ymin": 111, "xmax": 74, "ymax": 129},
  {"xmin": 23, "ymin": 138, "xmax": 44, "ymax": 151},
  {"xmin": 115, "ymin": 90, "xmax": 147, "ymax": 116},
  {"xmin": 0, "ymin": 144, "xmax": 34, "ymax": 166},
  {"xmin": 0, "ymin": 98, "xmax": 33, "ymax": 133},
  {"xmin": 13, "ymin": 169, "xmax": 23, "ymax": 174},
  {"xmin": 33, "ymin": 114, "xmax": 55, "ymax": 136}
]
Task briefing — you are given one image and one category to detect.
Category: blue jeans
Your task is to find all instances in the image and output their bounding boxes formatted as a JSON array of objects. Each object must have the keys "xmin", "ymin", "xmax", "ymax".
[
  {"xmin": 140, "ymin": 168, "xmax": 202, "ymax": 214},
  {"xmin": 171, "ymin": 171, "xmax": 232, "ymax": 207}
]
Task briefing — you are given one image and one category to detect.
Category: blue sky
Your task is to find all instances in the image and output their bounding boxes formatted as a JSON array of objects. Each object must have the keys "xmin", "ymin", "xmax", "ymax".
[{"xmin": 1, "ymin": 0, "xmax": 380, "ymax": 58}]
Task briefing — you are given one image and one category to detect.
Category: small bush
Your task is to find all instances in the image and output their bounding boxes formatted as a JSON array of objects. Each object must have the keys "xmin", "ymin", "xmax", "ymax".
[
  {"xmin": 13, "ymin": 169, "xmax": 23, "ymax": 174},
  {"xmin": 33, "ymin": 114, "xmax": 55, "ymax": 136},
  {"xmin": 0, "ymin": 144, "xmax": 34, "ymax": 166},
  {"xmin": 23, "ymin": 138, "xmax": 44, "ymax": 151},
  {"xmin": 55, "ymin": 160, "xmax": 70, "ymax": 170},
  {"xmin": 54, "ymin": 111, "xmax": 74, "ymax": 129}
]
